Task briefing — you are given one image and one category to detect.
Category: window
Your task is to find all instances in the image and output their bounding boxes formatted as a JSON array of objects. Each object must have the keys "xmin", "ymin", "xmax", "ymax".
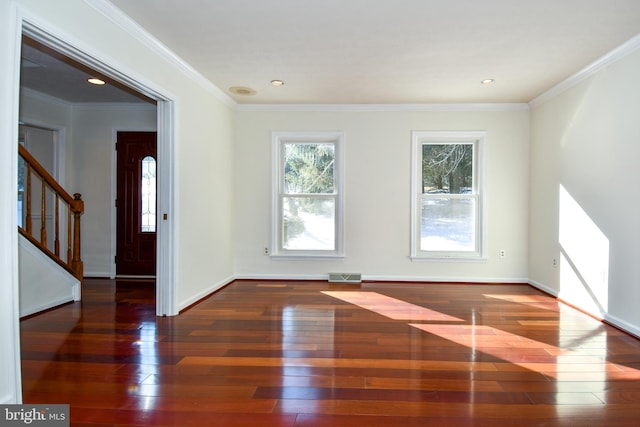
[
  {"xmin": 411, "ymin": 131, "xmax": 486, "ymax": 259},
  {"xmin": 272, "ymin": 132, "xmax": 344, "ymax": 258},
  {"xmin": 141, "ymin": 155, "xmax": 156, "ymax": 232}
]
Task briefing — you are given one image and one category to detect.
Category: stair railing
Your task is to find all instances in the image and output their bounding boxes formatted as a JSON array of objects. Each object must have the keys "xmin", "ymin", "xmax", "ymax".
[{"xmin": 18, "ymin": 144, "xmax": 84, "ymax": 281}]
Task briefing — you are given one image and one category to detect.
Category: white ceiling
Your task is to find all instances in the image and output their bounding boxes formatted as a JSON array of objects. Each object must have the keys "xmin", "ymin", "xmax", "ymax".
[
  {"xmin": 20, "ymin": 38, "xmax": 153, "ymax": 104},
  {"xmin": 104, "ymin": 0, "xmax": 640, "ymax": 104},
  {"xmin": 20, "ymin": 1, "xmax": 640, "ymax": 105}
]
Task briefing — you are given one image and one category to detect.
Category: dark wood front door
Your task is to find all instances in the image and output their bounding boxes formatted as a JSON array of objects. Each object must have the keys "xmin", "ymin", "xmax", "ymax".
[{"xmin": 116, "ymin": 131, "xmax": 157, "ymax": 276}]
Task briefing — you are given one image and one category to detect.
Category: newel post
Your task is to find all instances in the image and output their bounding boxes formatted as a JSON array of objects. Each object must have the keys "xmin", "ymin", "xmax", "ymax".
[{"xmin": 72, "ymin": 193, "xmax": 84, "ymax": 281}]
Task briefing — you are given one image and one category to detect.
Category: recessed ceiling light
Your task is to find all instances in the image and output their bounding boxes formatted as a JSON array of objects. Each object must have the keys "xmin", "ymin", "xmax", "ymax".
[
  {"xmin": 229, "ymin": 86, "xmax": 257, "ymax": 96},
  {"xmin": 271, "ymin": 80, "xmax": 285, "ymax": 87},
  {"xmin": 87, "ymin": 77, "xmax": 106, "ymax": 85},
  {"xmin": 481, "ymin": 79, "xmax": 495, "ymax": 84}
]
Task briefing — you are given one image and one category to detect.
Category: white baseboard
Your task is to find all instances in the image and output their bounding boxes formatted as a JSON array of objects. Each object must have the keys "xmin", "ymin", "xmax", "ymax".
[
  {"xmin": 20, "ymin": 295, "xmax": 75, "ymax": 318},
  {"xmin": 177, "ymin": 274, "xmax": 235, "ymax": 312},
  {"xmin": 235, "ymin": 274, "xmax": 327, "ymax": 281},
  {"xmin": 83, "ymin": 271, "xmax": 113, "ymax": 278},
  {"xmin": 363, "ymin": 275, "xmax": 529, "ymax": 284},
  {"xmin": 235, "ymin": 273, "xmax": 530, "ymax": 284},
  {"xmin": 527, "ymin": 279, "xmax": 559, "ymax": 297},
  {"xmin": 604, "ymin": 313, "xmax": 640, "ymax": 338},
  {"xmin": 528, "ymin": 279, "xmax": 640, "ymax": 338}
]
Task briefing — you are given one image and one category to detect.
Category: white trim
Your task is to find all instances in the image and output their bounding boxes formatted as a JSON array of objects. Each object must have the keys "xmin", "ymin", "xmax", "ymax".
[
  {"xmin": 237, "ymin": 103, "xmax": 530, "ymax": 113},
  {"xmin": 604, "ymin": 314, "xmax": 640, "ymax": 339},
  {"xmin": 20, "ymin": 14, "xmax": 178, "ymax": 107},
  {"xmin": 363, "ymin": 275, "xmax": 529, "ymax": 284},
  {"xmin": 83, "ymin": 271, "xmax": 113, "ymax": 278},
  {"xmin": 156, "ymin": 100, "xmax": 177, "ymax": 315},
  {"xmin": 177, "ymin": 275, "xmax": 235, "ymax": 312},
  {"xmin": 235, "ymin": 274, "xmax": 328, "ymax": 281},
  {"xmin": 19, "ymin": 20, "xmax": 178, "ymax": 317},
  {"xmin": 271, "ymin": 131, "xmax": 345, "ymax": 259},
  {"xmin": 20, "ymin": 87, "xmax": 72, "ymax": 108},
  {"xmin": 530, "ymin": 33, "xmax": 640, "ymax": 108},
  {"xmin": 528, "ymin": 279, "xmax": 559, "ymax": 297},
  {"xmin": 529, "ymin": 279, "xmax": 640, "ymax": 338},
  {"xmin": 19, "ymin": 119, "xmax": 67, "ymax": 188},
  {"xmin": 410, "ymin": 131, "xmax": 487, "ymax": 260},
  {"xmin": 235, "ymin": 273, "xmax": 530, "ymax": 284},
  {"xmin": 3, "ymin": 2, "xmax": 24, "ymax": 403},
  {"xmin": 84, "ymin": 0, "xmax": 235, "ymax": 108},
  {"xmin": 20, "ymin": 297, "xmax": 75, "ymax": 318},
  {"xmin": 110, "ymin": 130, "xmax": 117, "ymax": 279}
]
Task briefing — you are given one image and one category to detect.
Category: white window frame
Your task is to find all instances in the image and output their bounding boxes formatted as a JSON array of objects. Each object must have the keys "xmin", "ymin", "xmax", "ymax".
[
  {"xmin": 271, "ymin": 131, "xmax": 345, "ymax": 259},
  {"xmin": 410, "ymin": 131, "xmax": 487, "ymax": 260}
]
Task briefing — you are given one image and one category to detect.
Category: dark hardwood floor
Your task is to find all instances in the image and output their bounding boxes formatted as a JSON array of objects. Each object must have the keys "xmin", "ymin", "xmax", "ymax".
[{"xmin": 20, "ymin": 278, "xmax": 640, "ymax": 426}]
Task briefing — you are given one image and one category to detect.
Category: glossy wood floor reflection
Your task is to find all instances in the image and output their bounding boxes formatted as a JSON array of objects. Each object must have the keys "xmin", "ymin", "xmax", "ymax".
[{"xmin": 21, "ymin": 279, "xmax": 640, "ymax": 426}]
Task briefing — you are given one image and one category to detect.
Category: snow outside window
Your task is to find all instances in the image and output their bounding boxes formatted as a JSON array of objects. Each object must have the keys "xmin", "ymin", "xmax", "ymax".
[
  {"xmin": 411, "ymin": 131, "xmax": 486, "ymax": 260},
  {"xmin": 272, "ymin": 132, "xmax": 344, "ymax": 258}
]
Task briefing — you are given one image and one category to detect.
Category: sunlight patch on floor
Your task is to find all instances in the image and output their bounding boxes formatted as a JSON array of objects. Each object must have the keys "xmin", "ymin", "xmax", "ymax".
[
  {"xmin": 322, "ymin": 291, "xmax": 464, "ymax": 322},
  {"xmin": 411, "ymin": 323, "xmax": 640, "ymax": 380}
]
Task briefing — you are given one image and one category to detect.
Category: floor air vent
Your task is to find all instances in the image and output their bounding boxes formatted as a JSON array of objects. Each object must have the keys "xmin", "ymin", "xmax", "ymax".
[{"xmin": 328, "ymin": 272, "xmax": 362, "ymax": 283}]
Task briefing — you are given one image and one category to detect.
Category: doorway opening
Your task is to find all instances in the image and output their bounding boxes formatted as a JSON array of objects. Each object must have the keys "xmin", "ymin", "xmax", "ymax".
[{"xmin": 18, "ymin": 23, "xmax": 176, "ymax": 316}]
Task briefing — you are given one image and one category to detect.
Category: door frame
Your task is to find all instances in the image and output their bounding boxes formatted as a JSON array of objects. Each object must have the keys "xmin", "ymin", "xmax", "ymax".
[
  {"xmin": 18, "ymin": 120, "xmax": 66, "ymax": 187},
  {"xmin": 19, "ymin": 20, "xmax": 177, "ymax": 317}
]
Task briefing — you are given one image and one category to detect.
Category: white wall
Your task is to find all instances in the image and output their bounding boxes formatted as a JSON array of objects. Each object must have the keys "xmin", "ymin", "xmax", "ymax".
[
  {"xmin": 234, "ymin": 108, "xmax": 530, "ymax": 282},
  {"xmin": 529, "ymin": 46, "xmax": 640, "ymax": 335},
  {"xmin": 19, "ymin": 235, "xmax": 80, "ymax": 317},
  {"xmin": 19, "ymin": 90, "xmax": 72, "ymax": 134}
]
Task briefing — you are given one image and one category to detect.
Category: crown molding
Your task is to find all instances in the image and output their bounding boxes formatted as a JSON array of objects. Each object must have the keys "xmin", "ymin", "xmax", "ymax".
[
  {"xmin": 530, "ymin": 33, "xmax": 640, "ymax": 108},
  {"xmin": 20, "ymin": 87, "xmax": 72, "ymax": 108},
  {"xmin": 235, "ymin": 103, "xmax": 530, "ymax": 113},
  {"xmin": 84, "ymin": 0, "xmax": 236, "ymax": 108}
]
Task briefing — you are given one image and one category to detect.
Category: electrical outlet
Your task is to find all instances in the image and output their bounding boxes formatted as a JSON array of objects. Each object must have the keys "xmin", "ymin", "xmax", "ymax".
[
  {"xmin": 553, "ymin": 258, "xmax": 557, "ymax": 268},
  {"xmin": 499, "ymin": 249, "xmax": 506, "ymax": 259},
  {"xmin": 263, "ymin": 247, "xmax": 270, "ymax": 255}
]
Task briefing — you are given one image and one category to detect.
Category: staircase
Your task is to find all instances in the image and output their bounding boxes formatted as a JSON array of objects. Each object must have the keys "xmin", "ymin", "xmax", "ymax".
[{"xmin": 18, "ymin": 145, "xmax": 84, "ymax": 316}]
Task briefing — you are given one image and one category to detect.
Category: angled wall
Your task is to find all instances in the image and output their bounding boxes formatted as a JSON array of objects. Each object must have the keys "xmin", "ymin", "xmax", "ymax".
[{"xmin": 529, "ymin": 43, "xmax": 640, "ymax": 335}]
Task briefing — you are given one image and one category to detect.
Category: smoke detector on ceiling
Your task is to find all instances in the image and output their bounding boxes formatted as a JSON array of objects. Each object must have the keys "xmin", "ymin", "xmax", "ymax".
[{"xmin": 229, "ymin": 86, "xmax": 256, "ymax": 96}]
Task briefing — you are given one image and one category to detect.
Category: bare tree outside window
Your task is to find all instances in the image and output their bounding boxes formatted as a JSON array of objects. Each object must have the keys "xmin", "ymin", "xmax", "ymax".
[
  {"xmin": 411, "ymin": 132, "xmax": 485, "ymax": 259},
  {"xmin": 272, "ymin": 132, "xmax": 344, "ymax": 258},
  {"xmin": 282, "ymin": 143, "xmax": 335, "ymax": 250}
]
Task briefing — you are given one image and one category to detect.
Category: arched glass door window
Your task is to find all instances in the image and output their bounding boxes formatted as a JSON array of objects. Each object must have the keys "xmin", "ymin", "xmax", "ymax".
[{"xmin": 141, "ymin": 155, "xmax": 156, "ymax": 232}]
